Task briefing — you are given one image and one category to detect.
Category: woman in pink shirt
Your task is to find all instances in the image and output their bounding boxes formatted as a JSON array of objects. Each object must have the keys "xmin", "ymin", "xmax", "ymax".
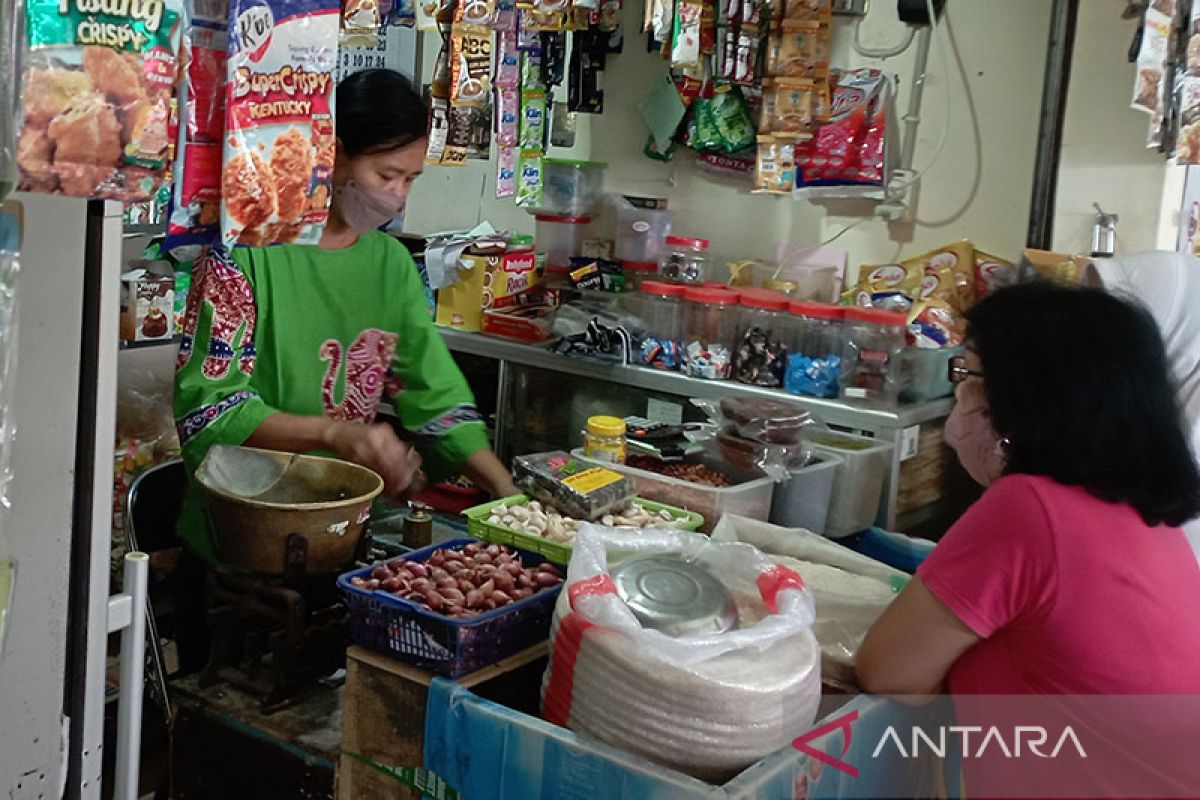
[{"xmin": 857, "ymin": 283, "xmax": 1200, "ymax": 794}]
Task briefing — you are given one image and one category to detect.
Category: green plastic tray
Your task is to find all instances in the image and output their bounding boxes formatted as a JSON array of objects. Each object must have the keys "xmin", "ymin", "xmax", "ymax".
[{"xmin": 463, "ymin": 494, "xmax": 705, "ymax": 564}]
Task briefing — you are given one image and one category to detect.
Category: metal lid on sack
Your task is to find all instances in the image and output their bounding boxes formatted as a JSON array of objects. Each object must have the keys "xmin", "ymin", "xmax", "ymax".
[{"xmin": 611, "ymin": 555, "xmax": 738, "ymax": 637}]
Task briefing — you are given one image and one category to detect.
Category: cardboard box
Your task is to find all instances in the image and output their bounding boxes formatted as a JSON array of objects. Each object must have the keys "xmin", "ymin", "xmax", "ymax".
[
  {"xmin": 435, "ymin": 249, "xmax": 540, "ymax": 332},
  {"xmin": 120, "ymin": 260, "xmax": 175, "ymax": 342}
]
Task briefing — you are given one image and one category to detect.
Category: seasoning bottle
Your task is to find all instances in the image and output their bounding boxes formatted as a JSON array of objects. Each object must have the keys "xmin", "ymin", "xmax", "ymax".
[{"xmin": 584, "ymin": 415, "xmax": 627, "ymax": 463}]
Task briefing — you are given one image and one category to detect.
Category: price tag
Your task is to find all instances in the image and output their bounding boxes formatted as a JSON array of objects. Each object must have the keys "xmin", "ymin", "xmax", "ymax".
[{"xmin": 900, "ymin": 425, "xmax": 920, "ymax": 461}]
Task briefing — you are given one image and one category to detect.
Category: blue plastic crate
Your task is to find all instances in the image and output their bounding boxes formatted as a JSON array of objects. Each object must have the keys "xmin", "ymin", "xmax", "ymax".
[{"xmin": 337, "ymin": 537, "xmax": 562, "ymax": 677}]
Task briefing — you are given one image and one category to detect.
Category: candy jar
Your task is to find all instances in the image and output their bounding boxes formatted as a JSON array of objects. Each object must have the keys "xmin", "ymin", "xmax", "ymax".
[
  {"xmin": 681, "ymin": 286, "xmax": 740, "ymax": 380},
  {"xmin": 785, "ymin": 301, "xmax": 846, "ymax": 399},
  {"xmin": 733, "ymin": 289, "xmax": 790, "ymax": 387},
  {"xmin": 637, "ymin": 280, "xmax": 686, "ymax": 370},
  {"xmin": 841, "ymin": 306, "xmax": 907, "ymax": 406},
  {"xmin": 658, "ymin": 236, "xmax": 711, "ymax": 284}
]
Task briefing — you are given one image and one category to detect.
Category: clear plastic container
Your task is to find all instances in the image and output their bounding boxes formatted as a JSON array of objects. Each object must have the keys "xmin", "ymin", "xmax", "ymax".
[
  {"xmin": 535, "ymin": 214, "xmax": 591, "ymax": 270},
  {"xmin": 623, "ymin": 261, "xmax": 659, "ymax": 291},
  {"xmin": 584, "ymin": 415, "xmax": 627, "ymax": 463},
  {"xmin": 732, "ymin": 289, "xmax": 790, "ymax": 387},
  {"xmin": 570, "ymin": 448, "xmax": 775, "ymax": 534},
  {"xmin": 537, "ymin": 159, "xmax": 606, "ymax": 217},
  {"xmin": 636, "ymin": 280, "xmax": 686, "ymax": 370},
  {"xmin": 615, "ymin": 201, "xmax": 672, "ymax": 265},
  {"xmin": 768, "ymin": 454, "xmax": 843, "ymax": 534},
  {"xmin": 806, "ymin": 431, "xmax": 895, "ymax": 538},
  {"xmin": 900, "ymin": 344, "xmax": 964, "ymax": 402},
  {"xmin": 658, "ymin": 236, "xmax": 710, "ymax": 284},
  {"xmin": 681, "ymin": 286, "xmax": 740, "ymax": 380},
  {"xmin": 841, "ymin": 306, "xmax": 907, "ymax": 407},
  {"xmin": 786, "ymin": 301, "xmax": 846, "ymax": 399}
]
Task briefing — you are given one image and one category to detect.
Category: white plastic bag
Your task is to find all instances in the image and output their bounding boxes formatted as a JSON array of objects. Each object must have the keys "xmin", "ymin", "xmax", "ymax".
[
  {"xmin": 711, "ymin": 514, "xmax": 906, "ymax": 690},
  {"xmin": 542, "ymin": 525, "xmax": 822, "ymax": 784}
]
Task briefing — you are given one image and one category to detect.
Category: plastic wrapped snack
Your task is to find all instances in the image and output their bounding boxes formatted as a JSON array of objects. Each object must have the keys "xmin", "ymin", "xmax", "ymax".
[
  {"xmin": 512, "ymin": 451, "xmax": 635, "ymax": 521},
  {"xmin": 221, "ymin": 0, "xmax": 338, "ymax": 248},
  {"xmin": 18, "ymin": 0, "xmax": 184, "ymax": 199},
  {"xmin": 718, "ymin": 396, "xmax": 812, "ymax": 444}
]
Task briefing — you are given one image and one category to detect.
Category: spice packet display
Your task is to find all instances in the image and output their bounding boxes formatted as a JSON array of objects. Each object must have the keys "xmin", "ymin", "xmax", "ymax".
[
  {"xmin": 495, "ymin": 145, "xmax": 516, "ymax": 197},
  {"xmin": 519, "ymin": 90, "xmax": 547, "ymax": 149},
  {"xmin": 515, "ymin": 149, "xmax": 543, "ymax": 207},
  {"xmin": 795, "ymin": 68, "xmax": 888, "ymax": 194},
  {"xmin": 221, "ymin": 0, "xmax": 338, "ymax": 248},
  {"xmin": 973, "ymin": 249, "xmax": 1017, "ymax": 299},
  {"xmin": 450, "ymin": 23, "xmax": 492, "ymax": 107},
  {"xmin": 18, "ymin": 0, "xmax": 183, "ymax": 199},
  {"xmin": 752, "ymin": 135, "xmax": 796, "ymax": 193},
  {"xmin": 512, "ymin": 451, "xmax": 636, "ymax": 521},
  {"xmin": 167, "ymin": 0, "xmax": 229, "ymax": 252}
]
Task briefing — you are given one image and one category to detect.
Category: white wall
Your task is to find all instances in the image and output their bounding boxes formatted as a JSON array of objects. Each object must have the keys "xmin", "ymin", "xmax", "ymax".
[
  {"xmin": 1053, "ymin": 0, "xmax": 1174, "ymax": 256},
  {"xmin": 403, "ymin": 0, "xmax": 1054, "ymax": 276}
]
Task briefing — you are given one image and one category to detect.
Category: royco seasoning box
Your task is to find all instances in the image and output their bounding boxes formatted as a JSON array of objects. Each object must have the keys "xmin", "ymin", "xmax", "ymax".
[{"xmin": 436, "ymin": 249, "xmax": 541, "ymax": 332}]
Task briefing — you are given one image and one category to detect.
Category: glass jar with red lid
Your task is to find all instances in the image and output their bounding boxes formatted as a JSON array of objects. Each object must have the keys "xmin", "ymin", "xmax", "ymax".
[
  {"xmin": 785, "ymin": 301, "xmax": 846, "ymax": 399},
  {"xmin": 732, "ymin": 288, "xmax": 790, "ymax": 387},
  {"xmin": 681, "ymin": 286, "xmax": 740, "ymax": 379},
  {"xmin": 841, "ymin": 306, "xmax": 907, "ymax": 406},
  {"xmin": 637, "ymin": 280, "xmax": 687, "ymax": 370},
  {"xmin": 658, "ymin": 236, "xmax": 711, "ymax": 284}
]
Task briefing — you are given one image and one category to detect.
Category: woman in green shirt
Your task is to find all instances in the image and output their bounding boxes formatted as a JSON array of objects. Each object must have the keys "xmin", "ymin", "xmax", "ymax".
[{"xmin": 174, "ymin": 69, "xmax": 515, "ymax": 564}]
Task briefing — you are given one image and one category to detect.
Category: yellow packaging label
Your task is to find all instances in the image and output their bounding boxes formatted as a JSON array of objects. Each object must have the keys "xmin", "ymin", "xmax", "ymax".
[{"xmin": 562, "ymin": 467, "xmax": 624, "ymax": 495}]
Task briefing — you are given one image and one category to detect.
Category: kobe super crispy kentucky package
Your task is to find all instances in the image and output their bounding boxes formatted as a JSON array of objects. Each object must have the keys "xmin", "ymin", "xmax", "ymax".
[
  {"xmin": 19, "ymin": 0, "xmax": 183, "ymax": 199},
  {"xmin": 221, "ymin": 0, "xmax": 337, "ymax": 247}
]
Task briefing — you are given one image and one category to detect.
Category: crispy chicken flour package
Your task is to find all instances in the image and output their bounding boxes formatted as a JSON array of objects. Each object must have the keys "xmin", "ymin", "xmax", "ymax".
[
  {"xmin": 221, "ymin": 0, "xmax": 337, "ymax": 247},
  {"xmin": 19, "ymin": 0, "xmax": 183, "ymax": 199}
]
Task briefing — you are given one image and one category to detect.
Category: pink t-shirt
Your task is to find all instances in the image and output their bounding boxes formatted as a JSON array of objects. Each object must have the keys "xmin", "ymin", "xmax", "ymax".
[
  {"xmin": 917, "ymin": 475, "xmax": 1200, "ymax": 797},
  {"xmin": 918, "ymin": 473, "xmax": 1200, "ymax": 695}
]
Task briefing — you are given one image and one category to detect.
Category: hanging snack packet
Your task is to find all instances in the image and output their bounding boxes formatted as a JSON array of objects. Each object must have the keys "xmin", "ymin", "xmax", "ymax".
[
  {"xmin": 752, "ymin": 135, "xmax": 795, "ymax": 194},
  {"xmin": 449, "ymin": 23, "xmax": 492, "ymax": 107},
  {"xmin": 782, "ymin": 0, "xmax": 830, "ymax": 21},
  {"xmin": 670, "ymin": 0, "xmax": 703, "ymax": 68},
  {"xmin": 440, "ymin": 105, "xmax": 476, "ymax": 166},
  {"xmin": 905, "ymin": 241, "xmax": 976, "ymax": 310},
  {"xmin": 520, "ymin": 90, "xmax": 547, "ymax": 149},
  {"xmin": 167, "ymin": 0, "xmax": 229, "ymax": 252},
  {"xmin": 454, "ymin": 0, "xmax": 495, "ymax": 25},
  {"xmin": 568, "ymin": 28, "xmax": 606, "ymax": 113},
  {"xmin": 795, "ymin": 68, "xmax": 887, "ymax": 193},
  {"xmin": 515, "ymin": 149, "xmax": 543, "ymax": 207},
  {"xmin": 767, "ymin": 20, "xmax": 827, "ymax": 79},
  {"xmin": 711, "ymin": 84, "xmax": 755, "ymax": 151},
  {"xmin": 908, "ymin": 297, "xmax": 965, "ymax": 349},
  {"xmin": 342, "ymin": 0, "xmax": 382, "ymax": 40},
  {"xmin": 18, "ymin": 0, "xmax": 184, "ymax": 199},
  {"xmin": 974, "ymin": 249, "xmax": 1017, "ymax": 299},
  {"xmin": 541, "ymin": 31, "xmax": 567, "ymax": 86},
  {"xmin": 764, "ymin": 78, "xmax": 816, "ymax": 135},
  {"xmin": 851, "ymin": 261, "xmax": 922, "ymax": 312},
  {"xmin": 495, "ymin": 31, "xmax": 519, "ymax": 88},
  {"xmin": 496, "ymin": 86, "xmax": 519, "ymax": 146},
  {"xmin": 221, "ymin": 0, "xmax": 338, "ymax": 248}
]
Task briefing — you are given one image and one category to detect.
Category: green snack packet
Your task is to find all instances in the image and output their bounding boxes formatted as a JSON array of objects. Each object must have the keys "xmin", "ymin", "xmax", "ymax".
[
  {"xmin": 520, "ymin": 90, "xmax": 547, "ymax": 149},
  {"xmin": 644, "ymin": 133, "xmax": 676, "ymax": 162},
  {"xmin": 692, "ymin": 96, "xmax": 723, "ymax": 153},
  {"xmin": 711, "ymin": 85, "xmax": 756, "ymax": 153},
  {"xmin": 515, "ymin": 150, "xmax": 543, "ymax": 208},
  {"xmin": 520, "ymin": 50, "xmax": 544, "ymax": 89}
]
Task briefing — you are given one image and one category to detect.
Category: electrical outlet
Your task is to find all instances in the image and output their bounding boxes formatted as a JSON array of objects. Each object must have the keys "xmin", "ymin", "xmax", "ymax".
[{"xmin": 832, "ymin": 0, "xmax": 869, "ymax": 15}]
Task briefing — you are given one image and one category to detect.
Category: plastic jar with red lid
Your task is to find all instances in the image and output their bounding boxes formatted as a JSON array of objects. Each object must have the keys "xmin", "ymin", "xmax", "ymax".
[
  {"xmin": 785, "ymin": 301, "xmax": 846, "ymax": 398},
  {"xmin": 637, "ymin": 280, "xmax": 687, "ymax": 370},
  {"xmin": 659, "ymin": 236, "xmax": 711, "ymax": 284},
  {"xmin": 732, "ymin": 288, "xmax": 790, "ymax": 387},
  {"xmin": 841, "ymin": 306, "xmax": 907, "ymax": 406},
  {"xmin": 681, "ymin": 286, "xmax": 740, "ymax": 379}
]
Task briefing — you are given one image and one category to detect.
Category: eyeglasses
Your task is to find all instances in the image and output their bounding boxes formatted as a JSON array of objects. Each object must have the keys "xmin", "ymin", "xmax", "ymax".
[{"xmin": 948, "ymin": 355, "xmax": 985, "ymax": 384}]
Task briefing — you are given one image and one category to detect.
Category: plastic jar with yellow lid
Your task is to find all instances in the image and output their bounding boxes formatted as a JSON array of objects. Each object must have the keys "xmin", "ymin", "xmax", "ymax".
[{"xmin": 584, "ymin": 416, "xmax": 627, "ymax": 463}]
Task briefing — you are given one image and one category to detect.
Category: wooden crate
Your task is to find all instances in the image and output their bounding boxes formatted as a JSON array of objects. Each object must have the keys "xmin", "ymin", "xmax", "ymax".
[{"xmin": 337, "ymin": 643, "xmax": 549, "ymax": 800}]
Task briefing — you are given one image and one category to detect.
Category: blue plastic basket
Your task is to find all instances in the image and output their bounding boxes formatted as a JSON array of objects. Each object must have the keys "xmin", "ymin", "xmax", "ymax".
[{"xmin": 337, "ymin": 537, "xmax": 562, "ymax": 677}]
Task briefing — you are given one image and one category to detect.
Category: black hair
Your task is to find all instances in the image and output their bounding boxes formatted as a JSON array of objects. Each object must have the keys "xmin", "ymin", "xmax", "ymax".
[
  {"xmin": 965, "ymin": 281, "xmax": 1200, "ymax": 527},
  {"xmin": 335, "ymin": 69, "xmax": 428, "ymax": 157}
]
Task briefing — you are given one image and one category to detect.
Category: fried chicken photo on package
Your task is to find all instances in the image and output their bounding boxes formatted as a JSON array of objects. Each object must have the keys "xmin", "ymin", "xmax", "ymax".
[
  {"xmin": 220, "ymin": 0, "xmax": 338, "ymax": 247},
  {"xmin": 17, "ymin": 0, "xmax": 183, "ymax": 199}
]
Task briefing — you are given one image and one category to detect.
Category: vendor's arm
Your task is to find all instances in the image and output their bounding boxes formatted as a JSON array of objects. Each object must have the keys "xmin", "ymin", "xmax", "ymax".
[
  {"xmin": 175, "ymin": 248, "xmax": 420, "ymax": 495},
  {"xmin": 385, "ymin": 240, "xmax": 509, "ymax": 495},
  {"xmin": 857, "ymin": 475, "xmax": 1056, "ymax": 698}
]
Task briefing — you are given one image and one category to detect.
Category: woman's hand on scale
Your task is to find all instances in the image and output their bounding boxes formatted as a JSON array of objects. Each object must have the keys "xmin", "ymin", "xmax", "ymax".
[{"xmin": 324, "ymin": 421, "xmax": 423, "ymax": 496}]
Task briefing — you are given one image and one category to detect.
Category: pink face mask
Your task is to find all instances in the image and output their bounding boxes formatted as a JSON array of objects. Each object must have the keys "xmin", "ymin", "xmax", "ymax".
[
  {"xmin": 334, "ymin": 180, "xmax": 406, "ymax": 233},
  {"xmin": 944, "ymin": 404, "xmax": 1007, "ymax": 487}
]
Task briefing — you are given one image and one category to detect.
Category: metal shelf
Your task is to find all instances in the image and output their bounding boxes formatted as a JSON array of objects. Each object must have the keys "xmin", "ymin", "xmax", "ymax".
[
  {"xmin": 437, "ymin": 327, "xmax": 953, "ymax": 433},
  {"xmin": 119, "ymin": 335, "xmax": 180, "ymax": 351},
  {"xmin": 122, "ymin": 222, "xmax": 166, "ymax": 237}
]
